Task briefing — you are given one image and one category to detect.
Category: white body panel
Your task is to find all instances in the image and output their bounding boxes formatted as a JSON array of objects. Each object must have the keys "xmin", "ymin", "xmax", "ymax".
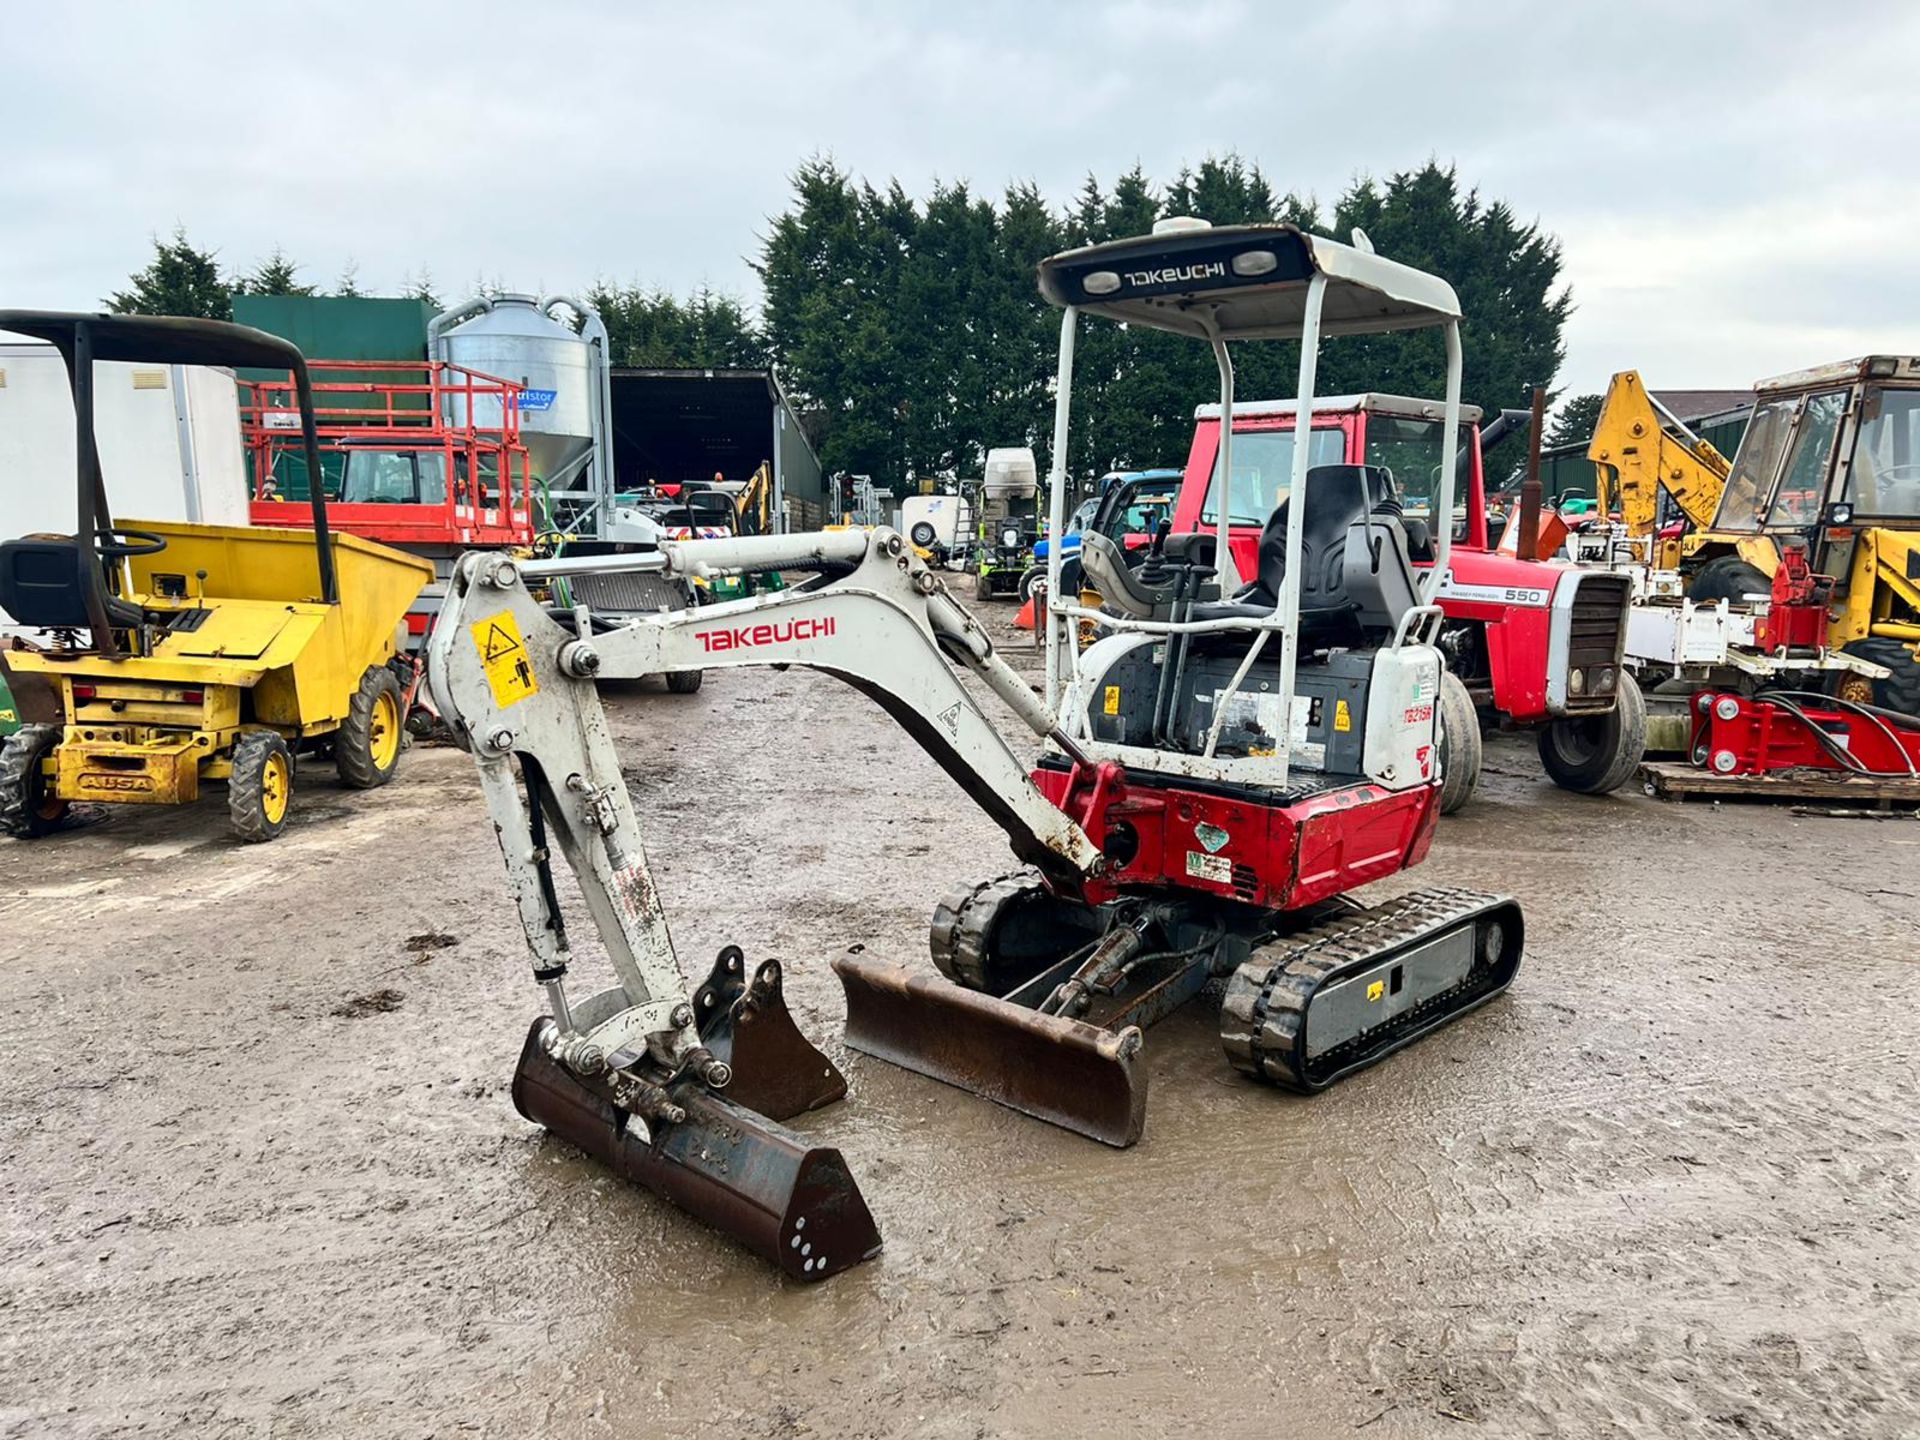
[
  {"xmin": 1364, "ymin": 645, "xmax": 1443, "ymax": 791},
  {"xmin": 900, "ymin": 493, "xmax": 963, "ymax": 548}
]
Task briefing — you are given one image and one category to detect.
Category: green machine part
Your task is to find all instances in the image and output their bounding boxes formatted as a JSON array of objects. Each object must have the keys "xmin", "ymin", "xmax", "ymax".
[{"xmin": 0, "ymin": 671, "xmax": 19, "ymax": 738}]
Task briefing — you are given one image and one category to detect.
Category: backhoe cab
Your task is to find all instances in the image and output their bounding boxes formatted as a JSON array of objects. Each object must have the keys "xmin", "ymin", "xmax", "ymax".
[
  {"xmin": 426, "ymin": 219, "xmax": 1525, "ymax": 1281},
  {"xmin": 0, "ymin": 312, "xmax": 432, "ymax": 842}
]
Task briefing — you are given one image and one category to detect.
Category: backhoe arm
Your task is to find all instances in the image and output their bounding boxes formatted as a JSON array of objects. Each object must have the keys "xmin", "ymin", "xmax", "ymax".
[{"xmin": 1588, "ymin": 370, "xmax": 1732, "ymax": 536}]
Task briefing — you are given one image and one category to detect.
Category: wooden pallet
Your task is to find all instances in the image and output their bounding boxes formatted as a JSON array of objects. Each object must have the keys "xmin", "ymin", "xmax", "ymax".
[{"xmin": 1639, "ymin": 760, "xmax": 1920, "ymax": 806}]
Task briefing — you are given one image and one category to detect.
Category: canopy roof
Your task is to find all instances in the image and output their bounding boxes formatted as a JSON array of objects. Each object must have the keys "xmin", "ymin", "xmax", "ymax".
[
  {"xmin": 1036, "ymin": 223, "xmax": 1460, "ymax": 340},
  {"xmin": 0, "ymin": 310, "xmax": 309, "ymax": 373}
]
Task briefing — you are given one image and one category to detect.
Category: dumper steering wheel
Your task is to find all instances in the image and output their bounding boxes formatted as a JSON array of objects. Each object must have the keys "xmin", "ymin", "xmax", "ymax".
[{"xmin": 95, "ymin": 527, "xmax": 169, "ymax": 558}]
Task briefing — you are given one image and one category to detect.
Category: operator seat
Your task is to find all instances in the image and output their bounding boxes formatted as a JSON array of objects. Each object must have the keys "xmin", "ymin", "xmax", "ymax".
[
  {"xmin": 1080, "ymin": 532, "xmax": 1220, "ymax": 621},
  {"xmin": 1190, "ymin": 464, "xmax": 1423, "ymax": 647},
  {"xmin": 0, "ymin": 537, "xmax": 146, "ymax": 631}
]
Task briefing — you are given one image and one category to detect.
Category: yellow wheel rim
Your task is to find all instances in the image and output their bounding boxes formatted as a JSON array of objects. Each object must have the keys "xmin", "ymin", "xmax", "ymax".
[
  {"xmin": 261, "ymin": 751, "xmax": 291, "ymax": 825},
  {"xmin": 369, "ymin": 689, "xmax": 402, "ymax": 771},
  {"xmin": 1835, "ymin": 673, "xmax": 1876, "ymax": 708}
]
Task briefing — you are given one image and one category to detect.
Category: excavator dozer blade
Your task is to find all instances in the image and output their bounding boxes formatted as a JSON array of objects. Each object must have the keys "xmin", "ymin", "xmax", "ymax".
[
  {"xmin": 833, "ymin": 956, "xmax": 1147, "ymax": 1147},
  {"xmin": 511, "ymin": 1019, "xmax": 882, "ymax": 1282}
]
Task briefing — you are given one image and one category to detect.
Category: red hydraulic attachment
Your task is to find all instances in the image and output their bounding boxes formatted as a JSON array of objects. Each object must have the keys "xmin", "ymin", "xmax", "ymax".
[
  {"xmin": 242, "ymin": 360, "xmax": 535, "ymax": 550},
  {"xmin": 1689, "ymin": 690, "xmax": 1920, "ymax": 779},
  {"xmin": 1755, "ymin": 540, "xmax": 1831, "ymax": 654}
]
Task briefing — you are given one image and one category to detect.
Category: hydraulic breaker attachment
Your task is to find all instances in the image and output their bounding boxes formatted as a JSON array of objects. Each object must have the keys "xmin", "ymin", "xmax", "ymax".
[
  {"xmin": 690, "ymin": 947, "xmax": 850, "ymax": 1120},
  {"xmin": 834, "ymin": 955, "xmax": 1149, "ymax": 1147},
  {"xmin": 512, "ymin": 1019, "xmax": 881, "ymax": 1283}
]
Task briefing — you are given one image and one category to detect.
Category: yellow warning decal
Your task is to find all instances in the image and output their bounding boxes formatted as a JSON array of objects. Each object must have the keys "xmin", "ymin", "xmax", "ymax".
[
  {"xmin": 1366, "ymin": 979, "xmax": 1385, "ymax": 1002},
  {"xmin": 1334, "ymin": 699, "xmax": 1352, "ymax": 733},
  {"xmin": 472, "ymin": 609, "xmax": 539, "ymax": 708},
  {"xmin": 1103, "ymin": 685, "xmax": 1121, "ymax": 716}
]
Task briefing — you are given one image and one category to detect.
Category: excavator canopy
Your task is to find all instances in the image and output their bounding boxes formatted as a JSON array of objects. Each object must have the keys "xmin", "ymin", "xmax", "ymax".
[{"xmin": 1036, "ymin": 222, "xmax": 1461, "ymax": 341}]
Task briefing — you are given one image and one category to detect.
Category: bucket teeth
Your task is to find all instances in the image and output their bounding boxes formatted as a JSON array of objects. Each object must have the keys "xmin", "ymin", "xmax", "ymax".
[
  {"xmin": 834, "ymin": 955, "xmax": 1147, "ymax": 1147},
  {"xmin": 511, "ymin": 1019, "xmax": 881, "ymax": 1282}
]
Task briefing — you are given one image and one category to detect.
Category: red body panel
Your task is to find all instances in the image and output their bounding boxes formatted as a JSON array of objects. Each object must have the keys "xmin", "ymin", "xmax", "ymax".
[
  {"xmin": 1034, "ymin": 763, "xmax": 1438, "ymax": 913},
  {"xmin": 1173, "ymin": 410, "xmax": 1578, "ymax": 724}
]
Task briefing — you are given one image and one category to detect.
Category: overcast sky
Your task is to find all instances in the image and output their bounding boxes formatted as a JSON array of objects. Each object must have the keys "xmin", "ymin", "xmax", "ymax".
[{"xmin": 5, "ymin": 0, "xmax": 1915, "ymax": 403}]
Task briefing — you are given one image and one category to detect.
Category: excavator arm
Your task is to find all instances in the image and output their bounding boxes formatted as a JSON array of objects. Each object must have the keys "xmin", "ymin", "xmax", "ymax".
[
  {"xmin": 424, "ymin": 528, "xmax": 1107, "ymax": 1277},
  {"xmin": 1587, "ymin": 370, "xmax": 1733, "ymax": 538}
]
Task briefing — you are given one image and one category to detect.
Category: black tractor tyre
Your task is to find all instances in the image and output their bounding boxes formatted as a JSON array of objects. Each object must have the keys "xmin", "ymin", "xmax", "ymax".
[
  {"xmin": 909, "ymin": 521, "xmax": 939, "ymax": 548},
  {"xmin": 337, "ymin": 665, "xmax": 405, "ymax": 790},
  {"xmin": 1436, "ymin": 670, "xmax": 1483, "ymax": 815},
  {"xmin": 1537, "ymin": 670, "xmax": 1647, "ymax": 795},
  {"xmin": 1687, "ymin": 555, "xmax": 1772, "ymax": 605},
  {"xmin": 1834, "ymin": 637, "xmax": 1920, "ymax": 716},
  {"xmin": 229, "ymin": 731, "xmax": 294, "ymax": 843},
  {"xmin": 1018, "ymin": 566, "xmax": 1046, "ymax": 603},
  {"xmin": 666, "ymin": 669, "xmax": 705, "ymax": 694},
  {"xmin": 0, "ymin": 724, "xmax": 69, "ymax": 838}
]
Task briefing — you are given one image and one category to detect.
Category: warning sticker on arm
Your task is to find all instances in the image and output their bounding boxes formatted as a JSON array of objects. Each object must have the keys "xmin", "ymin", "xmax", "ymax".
[{"xmin": 472, "ymin": 610, "xmax": 540, "ymax": 708}]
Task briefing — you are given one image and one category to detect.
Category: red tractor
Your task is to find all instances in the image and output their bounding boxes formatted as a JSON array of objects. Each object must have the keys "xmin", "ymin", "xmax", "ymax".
[{"xmin": 1170, "ymin": 393, "xmax": 1643, "ymax": 810}]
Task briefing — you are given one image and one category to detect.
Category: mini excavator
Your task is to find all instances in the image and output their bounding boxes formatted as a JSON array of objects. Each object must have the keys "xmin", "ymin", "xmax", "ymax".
[{"xmin": 427, "ymin": 220, "xmax": 1525, "ymax": 1281}]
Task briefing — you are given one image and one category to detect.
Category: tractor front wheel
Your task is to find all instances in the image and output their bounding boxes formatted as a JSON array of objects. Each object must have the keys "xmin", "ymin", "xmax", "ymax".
[
  {"xmin": 230, "ymin": 731, "xmax": 294, "ymax": 843},
  {"xmin": 1436, "ymin": 670, "xmax": 1482, "ymax": 815},
  {"xmin": 1537, "ymin": 670, "xmax": 1647, "ymax": 795},
  {"xmin": 337, "ymin": 665, "xmax": 404, "ymax": 789},
  {"xmin": 0, "ymin": 724, "xmax": 69, "ymax": 838}
]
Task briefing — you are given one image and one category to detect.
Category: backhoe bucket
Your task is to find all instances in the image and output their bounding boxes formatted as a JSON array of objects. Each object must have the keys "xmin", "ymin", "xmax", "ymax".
[
  {"xmin": 691, "ymin": 949, "xmax": 849, "ymax": 1121},
  {"xmin": 511, "ymin": 1019, "xmax": 882, "ymax": 1282},
  {"xmin": 833, "ymin": 956, "xmax": 1148, "ymax": 1147}
]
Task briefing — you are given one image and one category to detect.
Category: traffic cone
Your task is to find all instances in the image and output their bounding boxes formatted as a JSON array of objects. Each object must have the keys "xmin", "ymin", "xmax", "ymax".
[{"xmin": 1014, "ymin": 596, "xmax": 1037, "ymax": 630}]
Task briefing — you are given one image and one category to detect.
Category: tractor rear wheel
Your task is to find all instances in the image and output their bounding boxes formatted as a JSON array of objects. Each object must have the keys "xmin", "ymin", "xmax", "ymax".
[
  {"xmin": 666, "ymin": 669, "xmax": 705, "ymax": 694},
  {"xmin": 1538, "ymin": 670, "xmax": 1647, "ymax": 795},
  {"xmin": 1834, "ymin": 637, "xmax": 1920, "ymax": 716},
  {"xmin": 337, "ymin": 665, "xmax": 404, "ymax": 789},
  {"xmin": 230, "ymin": 731, "xmax": 294, "ymax": 843},
  {"xmin": 0, "ymin": 724, "xmax": 69, "ymax": 838},
  {"xmin": 1436, "ymin": 670, "xmax": 1482, "ymax": 815}
]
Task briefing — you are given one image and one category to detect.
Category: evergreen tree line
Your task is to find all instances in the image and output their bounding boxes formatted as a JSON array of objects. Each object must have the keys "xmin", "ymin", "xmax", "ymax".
[{"xmin": 106, "ymin": 152, "xmax": 1573, "ymax": 489}]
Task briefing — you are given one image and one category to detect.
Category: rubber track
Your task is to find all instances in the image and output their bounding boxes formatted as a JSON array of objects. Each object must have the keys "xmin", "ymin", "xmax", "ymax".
[
  {"xmin": 928, "ymin": 869, "xmax": 1045, "ymax": 991},
  {"xmin": 1219, "ymin": 886, "xmax": 1516, "ymax": 1092}
]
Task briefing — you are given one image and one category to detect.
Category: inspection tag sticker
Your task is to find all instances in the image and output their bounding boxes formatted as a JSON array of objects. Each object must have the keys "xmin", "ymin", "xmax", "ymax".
[
  {"xmin": 472, "ymin": 610, "xmax": 539, "ymax": 708},
  {"xmin": 1367, "ymin": 979, "xmax": 1386, "ymax": 1002},
  {"xmin": 1103, "ymin": 685, "xmax": 1121, "ymax": 716},
  {"xmin": 1185, "ymin": 850, "xmax": 1232, "ymax": 885}
]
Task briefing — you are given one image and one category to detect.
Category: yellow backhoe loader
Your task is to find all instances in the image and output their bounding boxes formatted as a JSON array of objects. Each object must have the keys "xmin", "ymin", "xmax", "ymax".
[
  {"xmin": 1586, "ymin": 359, "xmax": 1920, "ymax": 709},
  {"xmin": 0, "ymin": 312, "xmax": 433, "ymax": 841}
]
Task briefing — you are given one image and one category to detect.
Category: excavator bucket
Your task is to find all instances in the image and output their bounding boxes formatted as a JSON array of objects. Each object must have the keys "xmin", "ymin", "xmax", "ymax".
[
  {"xmin": 833, "ymin": 956, "xmax": 1148, "ymax": 1147},
  {"xmin": 690, "ymin": 948, "xmax": 849, "ymax": 1120},
  {"xmin": 511, "ymin": 1019, "xmax": 882, "ymax": 1282}
]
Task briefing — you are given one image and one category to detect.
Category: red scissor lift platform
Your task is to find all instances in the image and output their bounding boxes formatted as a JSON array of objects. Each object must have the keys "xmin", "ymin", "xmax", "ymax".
[{"xmin": 243, "ymin": 360, "xmax": 536, "ymax": 647}]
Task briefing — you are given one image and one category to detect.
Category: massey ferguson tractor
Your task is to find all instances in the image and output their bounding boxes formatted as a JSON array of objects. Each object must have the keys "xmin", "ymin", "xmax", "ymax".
[
  {"xmin": 425, "ymin": 219, "xmax": 1526, "ymax": 1281},
  {"xmin": 1170, "ymin": 394, "xmax": 1642, "ymax": 811}
]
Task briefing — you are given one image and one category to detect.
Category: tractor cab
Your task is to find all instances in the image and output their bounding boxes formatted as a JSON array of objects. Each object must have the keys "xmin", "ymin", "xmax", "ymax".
[{"xmin": 0, "ymin": 312, "xmax": 432, "ymax": 842}]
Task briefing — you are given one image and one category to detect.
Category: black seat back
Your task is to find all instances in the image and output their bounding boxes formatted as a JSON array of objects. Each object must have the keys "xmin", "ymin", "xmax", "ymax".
[
  {"xmin": 0, "ymin": 537, "xmax": 146, "ymax": 631},
  {"xmin": 0, "ymin": 538, "xmax": 92, "ymax": 628},
  {"xmin": 1236, "ymin": 465, "xmax": 1419, "ymax": 644}
]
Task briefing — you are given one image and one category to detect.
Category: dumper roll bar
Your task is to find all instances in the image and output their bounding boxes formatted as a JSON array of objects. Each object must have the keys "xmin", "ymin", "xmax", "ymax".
[
  {"xmin": 0, "ymin": 311, "xmax": 338, "ymax": 646},
  {"xmin": 1033, "ymin": 222, "xmax": 1464, "ymax": 787}
]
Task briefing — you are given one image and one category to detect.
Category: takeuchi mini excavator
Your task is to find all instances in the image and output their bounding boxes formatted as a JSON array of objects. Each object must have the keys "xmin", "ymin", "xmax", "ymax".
[{"xmin": 426, "ymin": 219, "xmax": 1525, "ymax": 1280}]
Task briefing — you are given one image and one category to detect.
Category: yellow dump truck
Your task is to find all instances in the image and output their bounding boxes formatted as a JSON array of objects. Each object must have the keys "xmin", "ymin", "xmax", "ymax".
[{"xmin": 0, "ymin": 312, "xmax": 432, "ymax": 841}]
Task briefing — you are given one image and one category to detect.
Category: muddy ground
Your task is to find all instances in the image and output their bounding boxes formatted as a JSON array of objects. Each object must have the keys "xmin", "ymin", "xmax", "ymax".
[{"xmin": 1, "ymin": 601, "xmax": 1916, "ymax": 1440}]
